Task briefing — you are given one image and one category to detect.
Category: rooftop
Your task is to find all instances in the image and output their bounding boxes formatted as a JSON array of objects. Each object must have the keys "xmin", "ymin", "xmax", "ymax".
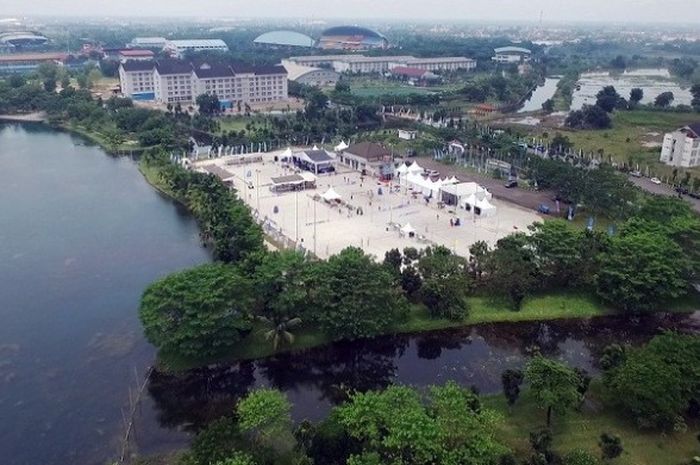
[
  {"xmin": 119, "ymin": 49, "xmax": 154, "ymax": 57},
  {"xmin": 121, "ymin": 60, "xmax": 155, "ymax": 72},
  {"xmin": 0, "ymin": 52, "xmax": 68, "ymax": 62},
  {"xmin": 167, "ymin": 39, "xmax": 228, "ymax": 48},
  {"xmin": 345, "ymin": 142, "xmax": 391, "ymax": 161},
  {"xmin": 494, "ymin": 46, "xmax": 532, "ymax": 55},
  {"xmin": 254, "ymin": 30, "xmax": 316, "ymax": 48}
]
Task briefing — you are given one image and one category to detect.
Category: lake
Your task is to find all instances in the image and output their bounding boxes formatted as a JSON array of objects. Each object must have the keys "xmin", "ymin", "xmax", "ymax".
[
  {"xmin": 1, "ymin": 123, "xmax": 698, "ymax": 464},
  {"xmin": 0, "ymin": 123, "xmax": 210, "ymax": 465},
  {"xmin": 518, "ymin": 77, "xmax": 560, "ymax": 113},
  {"xmin": 571, "ymin": 68, "xmax": 692, "ymax": 110}
]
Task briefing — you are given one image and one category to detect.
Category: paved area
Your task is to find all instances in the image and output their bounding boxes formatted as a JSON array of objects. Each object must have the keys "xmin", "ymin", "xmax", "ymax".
[
  {"xmin": 417, "ymin": 157, "xmax": 555, "ymax": 211},
  {"xmin": 194, "ymin": 150, "xmax": 541, "ymax": 259},
  {"xmin": 628, "ymin": 176, "xmax": 700, "ymax": 213}
]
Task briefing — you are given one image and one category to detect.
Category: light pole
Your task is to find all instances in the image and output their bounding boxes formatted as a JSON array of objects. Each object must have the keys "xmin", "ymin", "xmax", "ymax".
[
  {"xmin": 255, "ymin": 169, "xmax": 260, "ymax": 212},
  {"xmin": 313, "ymin": 198, "xmax": 317, "ymax": 256}
]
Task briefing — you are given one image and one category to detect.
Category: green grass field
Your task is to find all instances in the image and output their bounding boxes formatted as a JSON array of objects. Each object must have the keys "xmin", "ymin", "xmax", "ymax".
[
  {"xmin": 485, "ymin": 384, "xmax": 700, "ymax": 465},
  {"xmin": 535, "ymin": 110, "xmax": 700, "ymax": 179}
]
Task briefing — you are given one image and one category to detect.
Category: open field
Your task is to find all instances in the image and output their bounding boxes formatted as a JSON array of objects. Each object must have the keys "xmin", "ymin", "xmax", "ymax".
[
  {"xmin": 529, "ymin": 110, "xmax": 700, "ymax": 179},
  {"xmin": 193, "ymin": 150, "xmax": 541, "ymax": 259},
  {"xmin": 485, "ymin": 384, "xmax": 700, "ymax": 465}
]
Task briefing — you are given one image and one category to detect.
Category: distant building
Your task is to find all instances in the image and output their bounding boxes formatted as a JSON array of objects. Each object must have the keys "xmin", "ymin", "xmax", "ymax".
[
  {"xmin": 660, "ymin": 123, "xmax": 700, "ymax": 168},
  {"xmin": 318, "ymin": 26, "xmax": 388, "ymax": 50},
  {"xmin": 128, "ymin": 37, "xmax": 167, "ymax": 49},
  {"xmin": 338, "ymin": 142, "xmax": 394, "ymax": 178},
  {"xmin": 0, "ymin": 52, "xmax": 71, "ymax": 74},
  {"xmin": 118, "ymin": 59, "xmax": 288, "ymax": 106},
  {"xmin": 285, "ymin": 55, "xmax": 475, "ymax": 74},
  {"xmin": 492, "ymin": 46, "xmax": 532, "ymax": 64},
  {"xmin": 253, "ymin": 31, "xmax": 316, "ymax": 48},
  {"xmin": 164, "ymin": 39, "xmax": 229, "ymax": 58},
  {"xmin": 118, "ymin": 49, "xmax": 154, "ymax": 62},
  {"xmin": 390, "ymin": 66, "xmax": 441, "ymax": 85},
  {"xmin": 281, "ymin": 61, "xmax": 339, "ymax": 87},
  {"xmin": 398, "ymin": 129, "xmax": 417, "ymax": 140},
  {"xmin": 0, "ymin": 31, "xmax": 48, "ymax": 51}
]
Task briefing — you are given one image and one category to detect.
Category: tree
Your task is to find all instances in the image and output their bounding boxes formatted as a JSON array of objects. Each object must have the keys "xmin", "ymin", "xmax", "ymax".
[
  {"xmin": 43, "ymin": 78, "xmax": 56, "ymax": 93},
  {"xmin": 468, "ymin": 240, "xmax": 489, "ymax": 283},
  {"xmin": 214, "ymin": 452, "xmax": 257, "ymax": 465},
  {"xmin": 236, "ymin": 389, "xmax": 295, "ymax": 454},
  {"xmin": 610, "ymin": 55, "xmax": 627, "ymax": 70},
  {"xmin": 603, "ymin": 333, "xmax": 700, "ymax": 429},
  {"xmin": 528, "ymin": 220, "xmax": 583, "ymax": 287},
  {"xmin": 197, "ymin": 93, "xmax": 221, "ymax": 116},
  {"xmin": 691, "ymin": 84, "xmax": 700, "ymax": 110},
  {"xmin": 308, "ymin": 247, "xmax": 408, "ymax": 339},
  {"xmin": 654, "ymin": 91, "xmax": 674, "ymax": 108},
  {"xmin": 139, "ymin": 263, "xmax": 253, "ymax": 357},
  {"xmin": 383, "ymin": 248, "xmax": 403, "ymax": 276},
  {"xmin": 258, "ymin": 315, "xmax": 302, "ymax": 349},
  {"xmin": 400, "ymin": 265, "xmax": 423, "ymax": 297},
  {"xmin": 596, "ymin": 86, "xmax": 622, "ymax": 113},
  {"xmin": 525, "ymin": 357, "xmax": 583, "ymax": 427},
  {"xmin": 501, "ymin": 369, "xmax": 524, "ymax": 407},
  {"xmin": 336, "ymin": 382, "xmax": 506, "ymax": 465},
  {"xmin": 417, "ymin": 248, "xmax": 471, "ymax": 320},
  {"xmin": 565, "ymin": 449, "xmax": 599, "ymax": 465},
  {"xmin": 541, "ymin": 98, "xmax": 554, "ymax": 113},
  {"xmin": 595, "ymin": 230, "xmax": 689, "ymax": 312},
  {"xmin": 629, "ymin": 88, "xmax": 644, "ymax": 106},
  {"xmin": 486, "ymin": 234, "xmax": 539, "ymax": 310},
  {"xmin": 253, "ymin": 250, "xmax": 310, "ymax": 320},
  {"xmin": 598, "ymin": 433, "xmax": 623, "ymax": 461}
]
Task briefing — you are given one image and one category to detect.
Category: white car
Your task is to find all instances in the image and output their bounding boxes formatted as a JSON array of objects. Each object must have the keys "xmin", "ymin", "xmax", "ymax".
[{"xmin": 650, "ymin": 177, "xmax": 661, "ymax": 185}]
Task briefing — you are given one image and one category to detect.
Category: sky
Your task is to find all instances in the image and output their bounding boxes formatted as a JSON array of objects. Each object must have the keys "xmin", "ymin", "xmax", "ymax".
[{"xmin": 0, "ymin": 0, "xmax": 696, "ymax": 24}]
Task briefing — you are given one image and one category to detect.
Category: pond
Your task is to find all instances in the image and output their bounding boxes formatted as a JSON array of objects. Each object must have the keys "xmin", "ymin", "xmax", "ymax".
[
  {"xmin": 518, "ymin": 77, "xmax": 561, "ymax": 113},
  {"xmin": 0, "ymin": 123, "xmax": 210, "ymax": 465},
  {"xmin": 571, "ymin": 68, "xmax": 692, "ymax": 110},
  {"xmin": 134, "ymin": 312, "xmax": 699, "ymax": 456}
]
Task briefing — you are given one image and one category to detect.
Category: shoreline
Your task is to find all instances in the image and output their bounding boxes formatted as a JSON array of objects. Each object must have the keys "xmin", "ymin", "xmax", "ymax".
[{"xmin": 0, "ymin": 112, "xmax": 48, "ymax": 123}]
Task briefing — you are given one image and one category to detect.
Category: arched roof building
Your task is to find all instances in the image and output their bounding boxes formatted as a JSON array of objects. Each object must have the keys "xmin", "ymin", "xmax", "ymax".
[
  {"xmin": 253, "ymin": 31, "xmax": 316, "ymax": 48},
  {"xmin": 318, "ymin": 26, "xmax": 388, "ymax": 50}
]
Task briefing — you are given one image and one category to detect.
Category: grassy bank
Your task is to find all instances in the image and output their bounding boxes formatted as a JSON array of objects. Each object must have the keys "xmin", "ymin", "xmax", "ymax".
[
  {"xmin": 158, "ymin": 290, "xmax": 699, "ymax": 371},
  {"xmin": 484, "ymin": 383, "xmax": 700, "ymax": 465}
]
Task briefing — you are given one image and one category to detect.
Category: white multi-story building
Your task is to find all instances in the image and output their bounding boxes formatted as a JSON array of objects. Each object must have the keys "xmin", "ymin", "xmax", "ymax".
[
  {"xmin": 285, "ymin": 55, "xmax": 476, "ymax": 74},
  {"xmin": 165, "ymin": 39, "xmax": 229, "ymax": 58},
  {"xmin": 118, "ymin": 59, "xmax": 288, "ymax": 107},
  {"xmin": 660, "ymin": 123, "xmax": 700, "ymax": 168},
  {"xmin": 128, "ymin": 37, "xmax": 167, "ymax": 49},
  {"xmin": 492, "ymin": 46, "xmax": 532, "ymax": 64}
]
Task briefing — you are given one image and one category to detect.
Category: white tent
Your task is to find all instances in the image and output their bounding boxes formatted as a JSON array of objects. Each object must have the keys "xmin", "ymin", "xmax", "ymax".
[
  {"xmin": 321, "ymin": 187, "xmax": 342, "ymax": 202},
  {"xmin": 312, "ymin": 145, "xmax": 319, "ymax": 150},
  {"xmin": 334, "ymin": 140, "xmax": 349, "ymax": 152},
  {"xmin": 407, "ymin": 162, "xmax": 423, "ymax": 174},
  {"xmin": 396, "ymin": 163, "xmax": 409, "ymax": 175},
  {"xmin": 448, "ymin": 176, "xmax": 459, "ymax": 184},
  {"xmin": 400, "ymin": 222, "xmax": 416, "ymax": 235},
  {"xmin": 281, "ymin": 147, "xmax": 292, "ymax": 158},
  {"xmin": 475, "ymin": 197, "xmax": 497, "ymax": 217}
]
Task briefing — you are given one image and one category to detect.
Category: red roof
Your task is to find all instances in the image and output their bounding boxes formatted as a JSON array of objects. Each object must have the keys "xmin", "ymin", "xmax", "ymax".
[
  {"xmin": 119, "ymin": 49, "xmax": 154, "ymax": 57},
  {"xmin": 390, "ymin": 66, "xmax": 428, "ymax": 78},
  {"xmin": 0, "ymin": 52, "xmax": 69, "ymax": 63}
]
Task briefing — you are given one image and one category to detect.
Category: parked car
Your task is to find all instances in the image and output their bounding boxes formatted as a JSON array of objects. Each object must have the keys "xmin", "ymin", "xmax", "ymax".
[
  {"xmin": 630, "ymin": 170, "xmax": 642, "ymax": 177},
  {"xmin": 650, "ymin": 177, "xmax": 661, "ymax": 185},
  {"xmin": 537, "ymin": 204, "xmax": 551, "ymax": 214},
  {"xmin": 675, "ymin": 186, "xmax": 689, "ymax": 195},
  {"xmin": 504, "ymin": 179, "xmax": 518, "ymax": 188},
  {"xmin": 689, "ymin": 191, "xmax": 700, "ymax": 199}
]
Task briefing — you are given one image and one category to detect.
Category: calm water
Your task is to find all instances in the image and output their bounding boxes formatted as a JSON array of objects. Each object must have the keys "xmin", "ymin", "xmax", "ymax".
[
  {"xmin": 0, "ymin": 123, "xmax": 210, "ymax": 465},
  {"xmin": 518, "ymin": 77, "xmax": 561, "ymax": 113},
  {"xmin": 571, "ymin": 68, "xmax": 692, "ymax": 110},
  {"xmin": 134, "ymin": 313, "xmax": 699, "ymax": 455}
]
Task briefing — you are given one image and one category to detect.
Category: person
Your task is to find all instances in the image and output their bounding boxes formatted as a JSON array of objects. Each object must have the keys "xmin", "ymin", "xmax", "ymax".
[{"xmin": 449, "ymin": 218, "xmax": 454, "ymax": 227}]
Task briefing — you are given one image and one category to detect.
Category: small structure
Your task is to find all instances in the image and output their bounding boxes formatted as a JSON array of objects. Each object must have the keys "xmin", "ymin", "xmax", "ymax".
[
  {"xmin": 660, "ymin": 123, "xmax": 700, "ymax": 168},
  {"xmin": 400, "ymin": 222, "xmax": 416, "ymax": 237},
  {"xmin": 338, "ymin": 142, "xmax": 394, "ymax": 179},
  {"xmin": 334, "ymin": 140, "xmax": 349, "ymax": 152},
  {"xmin": 492, "ymin": 46, "xmax": 532, "ymax": 64},
  {"xmin": 270, "ymin": 173, "xmax": 316, "ymax": 192},
  {"xmin": 439, "ymin": 182, "xmax": 492, "ymax": 207},
  {"xmin": 292, "ymin": 149, "xmax": 336, "ymax": 174},
  {"xmin": 321, "ymin": 187, "xmax": 342, "ymax": 202},
  {"xmin": 282, "ymin": 61, "xmax": 339, "ymax": 87},
  {"xmin": 398, "ymin": 129, "xmax": 417, "ymax": 140}
]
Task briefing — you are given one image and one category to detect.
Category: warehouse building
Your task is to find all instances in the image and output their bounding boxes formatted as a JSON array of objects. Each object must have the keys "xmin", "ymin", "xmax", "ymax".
[
  {"xmin": 492, "ymin": 46, "xmax": 532, "ymax": 64},
  {"xmin": 253, "ymin": 30, "xmax": 316, "ymax": 48},
  {"xmin": 318, "ymin": 26, "xmax": 388, "ymax": 50},
  {"xmin": 283, "ymin": 61, "xmax": 339, "ymax": 87},
  {"xmin": 165, "ymin": 39, "xmax": 229, "ymax": 58},
  {"xmin": 285, "ymin": 55, "xmax": 476, "ymax": 74},
  {"xmin": 128, "ymin": 37, "xmax": 167, "ymax": 49}
]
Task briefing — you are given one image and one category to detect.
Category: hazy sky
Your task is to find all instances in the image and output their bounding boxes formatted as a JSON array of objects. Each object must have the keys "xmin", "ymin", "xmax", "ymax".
[{"xmin": 1, "ymin": 0, "xmax": 696, "ymax": 23}]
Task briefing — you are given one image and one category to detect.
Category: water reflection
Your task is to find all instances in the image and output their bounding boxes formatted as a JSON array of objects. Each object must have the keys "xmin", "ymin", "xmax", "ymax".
[{"xmin": 144, "ymin": 312, "xmax": 698, "ymax": 438}]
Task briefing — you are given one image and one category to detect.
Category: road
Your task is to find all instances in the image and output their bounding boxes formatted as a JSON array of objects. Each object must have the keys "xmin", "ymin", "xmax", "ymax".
[
  {"xmin": 418, "ymin": 158, "xmax": 555, "ymax": 212},
  {"xmin": 628, "ymin": 176, "xmax": 700, "ymax": 213}
]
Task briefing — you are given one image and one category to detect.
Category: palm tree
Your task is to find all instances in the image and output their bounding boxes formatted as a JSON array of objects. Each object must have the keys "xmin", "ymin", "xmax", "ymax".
[{"xmin": 258, "ymin": 316, "xmax": 302, "ymax": 350}]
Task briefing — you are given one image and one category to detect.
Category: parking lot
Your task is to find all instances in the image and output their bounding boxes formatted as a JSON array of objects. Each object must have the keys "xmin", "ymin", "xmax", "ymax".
[{"xmin": 194, "ymin": 150, "xmax": 541, "ymax": 259}]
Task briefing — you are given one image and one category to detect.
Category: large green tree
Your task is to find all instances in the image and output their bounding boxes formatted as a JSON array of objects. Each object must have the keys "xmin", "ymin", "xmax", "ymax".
[
  {"xmin": 486, "ymin": 234, "xmax": 539, "ymax": 310},
  {"xmin": 595, "ymin": 230, "xmax": 688, "ymax": 311},
  {"xmin": 417, "ymin": 247, "xmax": 471, "ymax": 320},
  {"xmin": 308, "ymin": 247, "xmax": 408, "ymax": 339},
  {"xmin": 525, "ymin": 357, "xmax": 583, "ymax": 427},
  {"xmin": 139, "ymin": 263, "xmax": 253, "ymax": 357}
]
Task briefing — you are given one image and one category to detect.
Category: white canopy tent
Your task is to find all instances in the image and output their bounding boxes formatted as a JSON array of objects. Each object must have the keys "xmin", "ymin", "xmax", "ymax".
[
  {"xmin": 396, "ymin": 163, "xmax": 409, "ymax": 175},
  {"xmin": 406, "ymin": 162, "xmax": 424, "ymax": 174},
  {"xmin": 281, "ymin": 147, "xmax": 292, "ymax": 158},
  {"xmin": 475, "ymin": 197, "xmax": 497, "ymax": 217},
  {"xmin": 321, "ymin": 187, "xmax": 342, "ymax": 202},
  {"xmin": 334, "ymin": 140, "xmax": 349, "ymax": 152},
  {"xmin": 403, "ymin": 172, "xmax": 441, "ymax": 198},
  {"xmin": 312, "ymin": 145, "xmax": 319, "ymax": 150},
  {"xmin": 400, "ymin": 222, "xmax": 416, "ymax": 236}
]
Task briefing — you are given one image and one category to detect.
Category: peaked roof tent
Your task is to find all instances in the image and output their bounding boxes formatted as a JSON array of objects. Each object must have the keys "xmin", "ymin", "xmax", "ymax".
[
  {"xmin": 400, "ymin": 223, "xmax": 416, "ymax": 235},
  {"xmin": 334, "ymin": 140, "xmax": 349, "ymax": 152},
  {"xmin": 321, "ymin": 187, "xmax": 342, "ymax": 202}
]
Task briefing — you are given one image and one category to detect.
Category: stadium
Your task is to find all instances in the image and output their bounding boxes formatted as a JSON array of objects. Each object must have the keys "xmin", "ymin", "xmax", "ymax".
[
  {"xmin": 318, "ymin": 25, "xmax": 388, "ymax": 50},
  {"xmin": 0, "ymin": 31, "xmax": 48, "ymax": 50}
]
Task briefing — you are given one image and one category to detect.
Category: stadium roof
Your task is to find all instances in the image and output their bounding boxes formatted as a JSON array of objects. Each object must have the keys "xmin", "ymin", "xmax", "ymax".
[
  {"xmin": 494, "ymin": 46, "xmax": 532, "ymax": 55},
  {"xmin": 0, "ymin": 32, "xmax": 48, "ymax": 46},
  {"xmin": 254, "ymin": 30, "xmax": 315, "ymax": 48},
  {"xmin": 167, "ymin": 39, "xmax": 228, "ymax": 48},
  {"xmin": 321, "ymin": 26, "xmax": 385, "ymax": 40},
  {"xmin": 282, "ymin": 62, "xmax": 335, "ymax": 81}
]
